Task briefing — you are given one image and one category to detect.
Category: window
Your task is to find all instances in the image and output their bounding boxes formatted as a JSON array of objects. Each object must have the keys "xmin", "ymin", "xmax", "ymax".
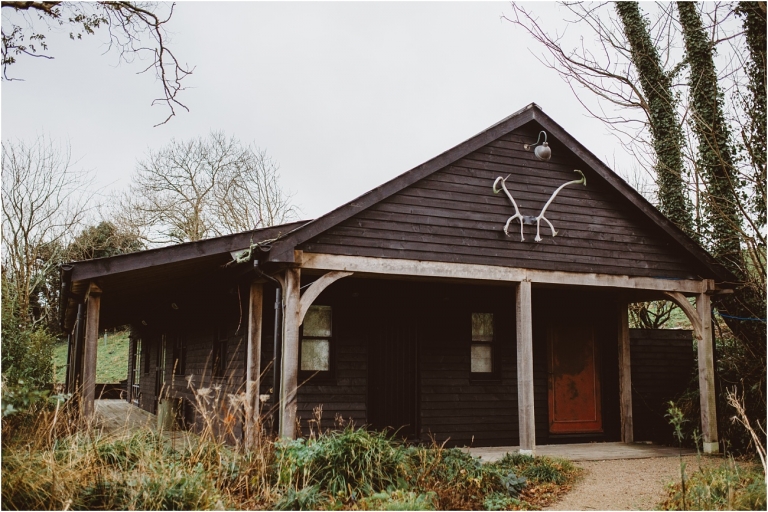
[
  {"xmin": 471, "ymin": 313, "xmax": 494, "ymax": 374},
  {"xmin": 172, "ymin": 334, "xmax": 186, "ymax": 375},
  {"xmin": 300, "ymin": 305, "xmax": 332, "ymax": 376}
]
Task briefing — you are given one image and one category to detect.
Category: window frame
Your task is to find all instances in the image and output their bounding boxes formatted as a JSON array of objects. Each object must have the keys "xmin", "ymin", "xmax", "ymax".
[
  {"xmin": 470, "ymin": 312, "xmax": 498, "ymax": 380},
  {"xmin": 298, "ymin": 304, "xmax": 335, "ymax": 383}
]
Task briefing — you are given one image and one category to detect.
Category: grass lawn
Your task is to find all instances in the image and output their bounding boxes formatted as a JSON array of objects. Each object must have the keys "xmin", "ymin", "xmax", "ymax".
[{"xmin": 52, "ymin": 330, "xmax": 130, "ymax": 384}]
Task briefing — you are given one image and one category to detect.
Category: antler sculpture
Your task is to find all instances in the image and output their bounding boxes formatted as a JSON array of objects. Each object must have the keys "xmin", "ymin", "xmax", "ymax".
[
  {"xmin": 493, "ymin": 174, "xmax": 525, "ymax": 241},
  {"xmin": 493, "ymin": 170, "xmax": 587, "ymax": 242}
]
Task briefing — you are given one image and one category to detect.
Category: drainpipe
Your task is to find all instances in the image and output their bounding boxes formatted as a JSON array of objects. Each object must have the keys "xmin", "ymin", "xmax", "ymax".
[{"xmin": 253, "ymin": 260, "xmax": 283, "ymax": 434}]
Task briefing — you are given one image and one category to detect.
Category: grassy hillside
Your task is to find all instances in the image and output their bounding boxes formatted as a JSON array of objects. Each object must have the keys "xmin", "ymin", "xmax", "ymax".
[{"xmin": 52, "ymin": 330, "xmax": 130, "ymax": 384}]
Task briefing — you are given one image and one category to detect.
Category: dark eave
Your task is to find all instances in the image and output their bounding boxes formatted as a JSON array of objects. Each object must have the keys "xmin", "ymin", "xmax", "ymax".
[
  {"xmin": 61, "ymin": 220, "xmax": 310, "ymax": 330},
  {"xmin": 266, "ymin": 103, "xmax": 735, "ymax": 284},
  {"xmin": 69, "ymin": 221, "xmax": 308, "ymax": 283}
]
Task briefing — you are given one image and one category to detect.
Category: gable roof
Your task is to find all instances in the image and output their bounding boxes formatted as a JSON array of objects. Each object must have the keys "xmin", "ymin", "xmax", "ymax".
[{"xmin": 266, "ymin": 103, "xmax": 734, "ymax": 284}]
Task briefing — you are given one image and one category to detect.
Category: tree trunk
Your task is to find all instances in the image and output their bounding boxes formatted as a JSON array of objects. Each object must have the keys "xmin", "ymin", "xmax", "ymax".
[{"xmin": 615, "ymin": 1, "xmax": 695, "ymax": 237}]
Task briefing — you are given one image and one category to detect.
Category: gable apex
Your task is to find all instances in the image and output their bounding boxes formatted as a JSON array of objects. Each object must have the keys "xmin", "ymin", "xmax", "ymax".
[{"xmin": 267, "ymin": 105, "xmax": 733, "ymax": 284}]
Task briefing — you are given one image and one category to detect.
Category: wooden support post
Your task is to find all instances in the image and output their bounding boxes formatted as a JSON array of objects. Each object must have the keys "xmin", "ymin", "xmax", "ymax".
[
  {"xmin": 618, "ymin": 302, "xmax": 634, "ymax": 443},
  {"xmin": 697, "ymin": 293, "xmax": 719, "ymax": 454},
  {"xmin": 82, "ymin": 283, "xmax": 102, "ymax": 419},
  {"xmin": 516, "ymin": 280, "xmax": 535, "ymax": 455},
  {"xmin": 280, "ymin": 268, "xmax": 301, "ymax": 439},
  {"xmin": 245, "ymin": 282, "xmax": 264, "ymax": 450}
]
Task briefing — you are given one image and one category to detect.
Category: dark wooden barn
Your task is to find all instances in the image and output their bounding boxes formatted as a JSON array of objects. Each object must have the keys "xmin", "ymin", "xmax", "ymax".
[{"xmin": 60, "ymin": 104, "xmax": 734, "ymax": 454}]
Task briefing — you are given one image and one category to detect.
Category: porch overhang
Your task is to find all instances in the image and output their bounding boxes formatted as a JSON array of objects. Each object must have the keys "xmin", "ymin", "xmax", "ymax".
[{"xmin": 297, "ymin": 251, "xmax": 718, "ymax": 295}]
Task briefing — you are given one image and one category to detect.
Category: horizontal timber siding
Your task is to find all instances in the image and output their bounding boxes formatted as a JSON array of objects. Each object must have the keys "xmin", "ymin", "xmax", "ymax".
[
  {"xmin": 630, "ymin": 329, "xmax": 695, "ymax": 444},
  {"xmin": 300, "ymin": 125, "xmax": 705, "ymax": 279}
]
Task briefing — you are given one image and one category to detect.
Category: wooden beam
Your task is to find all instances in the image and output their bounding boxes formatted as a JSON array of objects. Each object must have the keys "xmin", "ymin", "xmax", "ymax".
[
  {"xmin": 82, "ymin": 283, "xmax": 102, "ymax": 419},
  {"xmin": 245, "ymin": 282, "xmax": 264, "ymax": 449},
  {"xmin": 516, "ymin": 280, "xmax": 535, "ymax": 455},
  {"xmin": 70, "ymin": 221, "xmax": 308, "ymax": 283},
  {"xmin": 697, "ymin": 293, "xmax": 719, "ymax": 454},
  {"xmin": 301, "ymin": 253, "xmax": 708, "ymax": 294},
  {"xmin": 280, "ymin": 268, "xmax": 301, "ymax": 439},
  {"xmin": 663, "ymin": 291, "xmax": 703, "ymax": 339},
  {"xmin": 618, "ymin": 302, "xmax": 633, "ymax": 443},
  {"xmin": 299, "ymin": 271, "xmax": 353, "ymax": 324}
]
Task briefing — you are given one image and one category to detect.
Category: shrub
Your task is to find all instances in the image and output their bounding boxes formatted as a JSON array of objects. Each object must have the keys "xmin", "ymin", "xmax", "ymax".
[
  {"xmin": 273, "ymin": 426, "xmax": 410, "ymax": 499},
  {"xmin": 659, "ymin": 459, "xmax": 766, "ymax": 510}
]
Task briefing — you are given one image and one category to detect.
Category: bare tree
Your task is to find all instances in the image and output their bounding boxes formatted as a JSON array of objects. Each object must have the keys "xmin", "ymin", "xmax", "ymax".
[
  {"xmin": 118, "ymin": 132, "xmax": 297, "ymax": 245},
  {"xmin": 1, "ymin": 136, "xmax": 92, "ymax": 326},
  {"xmin": 1, "ymin": 1, "xmax": 193, "ymax": 126}
]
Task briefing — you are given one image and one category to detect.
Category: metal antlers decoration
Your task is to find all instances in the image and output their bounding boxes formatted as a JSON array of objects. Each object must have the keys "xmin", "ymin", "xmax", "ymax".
[{"xmin": 493, "ymin": 170, "xmax": 587, "ymax": 242}]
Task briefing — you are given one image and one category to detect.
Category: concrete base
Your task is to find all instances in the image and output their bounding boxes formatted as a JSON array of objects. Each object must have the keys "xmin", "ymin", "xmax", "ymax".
[
  {"xmin": 702, "ymin": 441, "xmax": 719, "ymax": 454},
  {"xmin": 467, "ymin": 441, "xmax": 696, "ymax": 462}
]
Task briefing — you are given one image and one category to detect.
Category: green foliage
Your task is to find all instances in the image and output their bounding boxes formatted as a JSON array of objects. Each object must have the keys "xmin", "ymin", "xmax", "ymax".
[
  {"xmin": 2, "ymin": 281, "xmax": 56, "ymax": 390},
  {"xmin": 494, "ymin": 453, "xmax": 575, "ymax": 486},
  {"xmin": 2, "ymin": 416, "xmax": 580, "ymax": 511},
  {"xmin": 273, "ymin": 485, "xmax": 327, "ymax": 511},
  {"xmin": 360, "ymin": 490, "xmax": 438, "ymax": 510},
  {"xmin": 659, "ymin": 459, "xmax": 766, "ymax": 510},
  {"xmin": 678, "ymin": 1, "xmax": 742, "ymax": 268},
  {"xmin": 67, "ymin": 221, "xmax": 143, "ymax": 262},
  {"xmin": 52, "ymin": 330, "xmax": 131, "ymax": 384},
  {"xmin": 615, "ymin": 1, "xmax": 695, "ymax": 237},
  {"xmin": 734, "ymin": 1, "xmax": 767, "ymax": 229},
  {"xmin": 2, "ymin": 429, "xmax": 227, "ymax": 511},
  {"xmin": 483, "ymin": 491, "xmax": 523, "ymax": 511},
  {"xmin": 273, "ymin": 426, "xmax": 409, "ymax": 499}
]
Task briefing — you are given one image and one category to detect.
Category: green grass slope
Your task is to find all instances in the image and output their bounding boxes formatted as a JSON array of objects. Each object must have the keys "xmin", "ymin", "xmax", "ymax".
[{"xmin": 52, "ymin": 330, "xmax": 130, "ymax": 384}]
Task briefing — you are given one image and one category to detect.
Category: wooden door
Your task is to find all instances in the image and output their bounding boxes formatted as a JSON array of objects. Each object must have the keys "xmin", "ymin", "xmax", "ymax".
[
  {"xmin": 368, "ymin": 314, "xmax": 419, "ymax": 438},
  {"xmin": 547, "ymin": 323, "xmax": 602, "ymax": 433}
]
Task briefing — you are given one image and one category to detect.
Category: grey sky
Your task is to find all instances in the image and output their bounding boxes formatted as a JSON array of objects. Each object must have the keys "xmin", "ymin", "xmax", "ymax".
[{"xmin": 2, "ymin": 2, "xmax": 635, "ymax": 221}]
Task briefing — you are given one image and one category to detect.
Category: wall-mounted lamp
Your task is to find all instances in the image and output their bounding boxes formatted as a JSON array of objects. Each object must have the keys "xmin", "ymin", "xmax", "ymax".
[{"xmin": 523, "ymin": 131, "xmax": 551, "ymax": 161}]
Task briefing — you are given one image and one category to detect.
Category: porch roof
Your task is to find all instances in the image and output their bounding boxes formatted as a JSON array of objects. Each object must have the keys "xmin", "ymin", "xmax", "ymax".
[{"xmin": 60, "ymin": 221, "xmax": 309, "ymax": 331}]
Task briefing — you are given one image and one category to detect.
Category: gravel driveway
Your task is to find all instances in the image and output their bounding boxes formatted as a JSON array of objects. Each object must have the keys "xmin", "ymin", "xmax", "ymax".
[{"xmin": 545, "ymin": 454, "xmax": 721, "ymax": 511}]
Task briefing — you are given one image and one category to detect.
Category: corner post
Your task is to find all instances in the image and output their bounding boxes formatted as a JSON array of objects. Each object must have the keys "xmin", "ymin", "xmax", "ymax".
[
  {"xmin": 618, "ymin": 301, "xmax": 634, "ymax": 443},
  {"xmin": 82, "ymin": 283, "xmax": 102, "ymax": 419},
  {"xmin": 697, "ymin": 292, "xmax": 719, "ymax": 454},
  {"xmin": 516, "ymin": 280, "xmax": 535, "ymax": 455},
  {"xmin": 245, "ymin": 281, "xmax": 264, "ymax": 449},
  {"xmin": 280, "ymin": 268, "xmax": 301, "ymax": 438}
]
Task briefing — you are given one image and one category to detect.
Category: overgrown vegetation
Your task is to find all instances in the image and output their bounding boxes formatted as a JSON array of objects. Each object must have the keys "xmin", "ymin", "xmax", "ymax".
[
  {"xmin": 660, "ymin": 402, "xmax": 766, "ymax": 510},
  {"xmin": 1, "ymin": 401, "xmax": 579, "ymax": 511}
]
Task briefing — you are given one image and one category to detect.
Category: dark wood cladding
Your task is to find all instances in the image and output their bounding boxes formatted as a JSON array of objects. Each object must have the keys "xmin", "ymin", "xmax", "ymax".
[
  {"xmin": 299, "ymin": 126, "xmax": 707, "ymax": 280},
  {"xmin": 132, "ymin": 284, "xmax": 249, "ymax": 442},
  {"xmin": 630, "ymin": 329, "xmax": 695, "ymax": 444},
  {"xmin": 418, "ymin": 286, "xmax": 519, "ymax": 447},
  {"xmin": 296, "ymin": 281, "xmax": 368, "ymax": 433}
]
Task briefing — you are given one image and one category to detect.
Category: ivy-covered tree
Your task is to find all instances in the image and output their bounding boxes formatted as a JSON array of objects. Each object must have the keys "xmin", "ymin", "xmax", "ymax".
[
  {"xmin": 734, "ymin": 1, "xmax": 766, "ymax": 231},
  {"xmin": 615, "ymin": 2, "xmax": 694, "ymax": 237}
]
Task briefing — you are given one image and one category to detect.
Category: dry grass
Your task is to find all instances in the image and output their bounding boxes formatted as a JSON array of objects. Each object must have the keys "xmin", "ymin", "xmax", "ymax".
[{"xmin": 2, "ymin": 380, "xmax": 579, "ymax": 511}]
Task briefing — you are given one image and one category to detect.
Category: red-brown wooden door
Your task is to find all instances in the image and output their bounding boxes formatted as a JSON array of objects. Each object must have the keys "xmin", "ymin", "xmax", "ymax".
[{"xmin": 547, "ymin": 323, "xmax": 602, "ymax": 433}]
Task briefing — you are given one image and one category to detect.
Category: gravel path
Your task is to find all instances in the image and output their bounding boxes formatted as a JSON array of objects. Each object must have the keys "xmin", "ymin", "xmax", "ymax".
[{"xmin": 546, "ymin": 454, "xmax": 721, "ymax": 511}]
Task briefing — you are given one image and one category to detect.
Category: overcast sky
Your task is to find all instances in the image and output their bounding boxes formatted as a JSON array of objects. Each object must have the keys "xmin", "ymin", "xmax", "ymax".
[{"xmin": 2, "ymin": 1, "xmax": 637, "ymax": 221}]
